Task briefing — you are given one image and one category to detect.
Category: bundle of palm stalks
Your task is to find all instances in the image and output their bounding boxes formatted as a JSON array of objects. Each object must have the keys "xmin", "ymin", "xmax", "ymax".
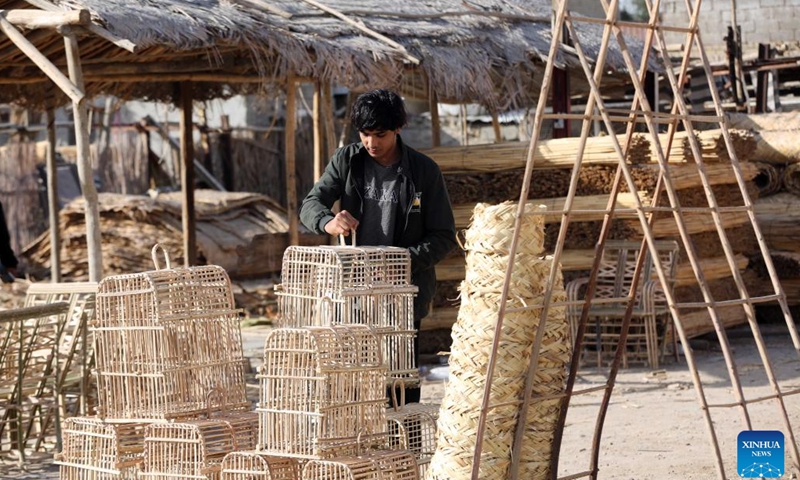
[
  {"xmin": 446, "ymin": 174, "xmax": 487, "ymax": 204},
  {"xmin": 754, "ymin": 193, "xmax": 800, "ymax": 253},
  {"xmin": 727, "ymin": 112, "xmax": 800, "ymax": 131},
  {"xmin": 657, "ymin": 129, "xmax": 756, "ymax": 163},
  {"xmin": 424, "ymin": 133, "xmax": 652, "ymax": 173},
  {"xmin": 782, "ymin": 163, "xmax": 800, "ymax": 196}
]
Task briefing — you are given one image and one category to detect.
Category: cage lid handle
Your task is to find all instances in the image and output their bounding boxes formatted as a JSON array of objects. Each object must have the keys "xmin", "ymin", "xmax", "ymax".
[
  {"xmin": 313, "ymin": 295, "xmax": 334, "ymax": 327},
  {"xmin": 151, "ymin": 244, "xmax": 171, "ymax": 270},
  {"xmin": 390, "ymin": 378, "xmax": 406, "ymax": 412},
  {"xmin": 338, "ymin": 229, "xmax": 357, "ymax": 247}
]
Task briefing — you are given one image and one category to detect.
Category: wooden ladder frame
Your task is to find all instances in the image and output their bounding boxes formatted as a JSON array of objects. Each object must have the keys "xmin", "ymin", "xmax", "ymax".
[{"xmin": 470, "ymin": 0, "xmax": 800, "ymax": 479}]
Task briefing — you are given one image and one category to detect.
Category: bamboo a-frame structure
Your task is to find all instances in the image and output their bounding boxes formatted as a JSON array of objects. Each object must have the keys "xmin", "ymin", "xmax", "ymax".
[{"xmin": 471, "ymin": 0, "xmax": 800, "ymax": 479}]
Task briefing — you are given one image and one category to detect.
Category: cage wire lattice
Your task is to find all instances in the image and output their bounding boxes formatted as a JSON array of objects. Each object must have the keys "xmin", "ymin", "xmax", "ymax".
[
  {"xmin": 54, "ymin": 416, "xmax": 147, "ymax": 480},
  {"xmin": 275, "ymin": 245, "xmax": 418, "ymax": 385},
  {"xmin": 300, "ymin": 450, "xmax": 418, "ymax": 480},
  {"xmin": 256, "ymin": 325, "xmax": 389, "ymax": 459},
  {"xmin": 92, "ymin": 245, "xmax": 248, "ymax": 422},
  {"xmin": 140, "ymin": 411, "xmax": 258, "ymax": 480},
  {"xmin": 220, "ymin": 451, "xmax": 302, "ymax": 480}
]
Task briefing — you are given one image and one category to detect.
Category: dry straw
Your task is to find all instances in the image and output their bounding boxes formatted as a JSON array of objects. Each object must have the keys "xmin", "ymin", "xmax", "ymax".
[
  {"xmin": 257, "ymin": 325, "xmax": 388, "ymax": 459},
  {"xmin": 427, "ymin": 202, "xmax": 570, "ymax": 480},
  {"xmin": 93, "ymin": 245, "xmax": 248, "ymax": 422},
  {"xmin": 463, "ymin": 202, "xmax": 546, "ymax": 255},
  {"xmin": 221, "ymin": 452, "xmax": 302, "ymax": 480}
]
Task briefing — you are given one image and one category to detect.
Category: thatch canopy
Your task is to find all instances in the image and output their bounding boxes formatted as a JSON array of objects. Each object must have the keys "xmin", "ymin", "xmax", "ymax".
[{"xmin": 0, "ymin": 0, "xmax": 655, "ymax": 109}]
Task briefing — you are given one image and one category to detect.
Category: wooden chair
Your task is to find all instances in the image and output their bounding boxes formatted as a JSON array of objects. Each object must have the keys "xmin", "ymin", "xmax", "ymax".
[{"xmin": 566, "ymin": 240, "xmax": 679, "ymax": 369}]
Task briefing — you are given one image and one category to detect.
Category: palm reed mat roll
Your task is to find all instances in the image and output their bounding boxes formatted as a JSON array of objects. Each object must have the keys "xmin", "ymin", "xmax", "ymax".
[
  {"xmin": 753, "ymin": 162, "xmax": 783, "ymax": 197},
  {"xmin": 427, "ymin": 202, "xmax": 570, "ymax": 480},
  {"xmin": 782, "ymin": 163, "xmax": 800, "ymax": 196}
]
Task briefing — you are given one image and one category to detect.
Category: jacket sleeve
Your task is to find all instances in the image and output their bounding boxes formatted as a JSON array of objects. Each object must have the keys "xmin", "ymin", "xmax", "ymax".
[
  {"xmin": 0, "ymin": 202, "xmax": 18, "ymax": 269},
  {"xmin": 299, "ymin": 149, "xmax": 347, "ymax": 234},
  {"xmin": 408, "ymin": 163, "xmax": 457, "ymax": 274}
]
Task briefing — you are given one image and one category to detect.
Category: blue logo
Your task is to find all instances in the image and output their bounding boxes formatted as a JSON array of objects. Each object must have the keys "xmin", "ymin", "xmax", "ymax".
[{"xmin": 738, "ymin": 430, "xmax": 784, "ymax": 478}]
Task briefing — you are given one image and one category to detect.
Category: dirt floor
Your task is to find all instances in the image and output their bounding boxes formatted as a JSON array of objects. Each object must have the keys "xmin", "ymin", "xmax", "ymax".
[{"xmin": 2, "ymin": 322, "xmax": 800, "ymax": 479}]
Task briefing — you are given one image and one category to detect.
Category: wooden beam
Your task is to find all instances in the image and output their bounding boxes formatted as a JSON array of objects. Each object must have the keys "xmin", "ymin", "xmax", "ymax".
[
  {"xmin": 285, "ymin": 77, "xmax": 299, "ymax": 246},
  {"xmin": 21, "ymin": 0, "xmax": 138, "ymax": 52},
  {"xmin": 296, "ymin": 0, "xmax": 420, "ymax": 64},
  {"xmin": 491, "ymin": 111, "xmax": 502, "ymax": 143},
  {"xmin": 3, "ymin": 9, "xmax": 89, "ymax": 29},
  {"xmin": 0, "ymin": 15, "xmax": 82, "ymax": 103},
  {"xmin": 64, "ymin": 33, "xmax": 102, "ymax": 282},
  {"xmin": 179, "ymin": 81, "xmax": 196, "ymax": 267},
  {"xmin": 45, "ymin": 99, "xmax": 61, "ymax": 282}
]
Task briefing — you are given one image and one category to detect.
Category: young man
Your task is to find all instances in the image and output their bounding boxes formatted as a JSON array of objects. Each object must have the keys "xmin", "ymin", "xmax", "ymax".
[{"xmin": 300, "ymin": 89, "xmax": 457, "ymax": 403}]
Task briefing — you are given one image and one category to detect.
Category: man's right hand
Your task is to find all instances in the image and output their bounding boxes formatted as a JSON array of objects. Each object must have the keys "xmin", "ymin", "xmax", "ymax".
[{"xmin": 324, "ymin": 210, "xmax": 360, "ymax": 236}]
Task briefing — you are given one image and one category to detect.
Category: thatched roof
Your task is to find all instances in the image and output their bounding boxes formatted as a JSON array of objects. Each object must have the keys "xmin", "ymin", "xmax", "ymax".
[{"xmin": 0, "ymin": 0, "xmax": 655, "ymax": 108}]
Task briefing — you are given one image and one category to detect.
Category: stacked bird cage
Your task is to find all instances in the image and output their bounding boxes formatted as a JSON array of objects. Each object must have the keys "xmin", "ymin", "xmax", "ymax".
[
  {"xmin": 301, "ymin": 450, "xmax": 418, "ymax": 480},
  {"xmin": 385, "ymin": 387, "xmax": 439, "ymax": 478},
  {"xmin": 140, "ymin": 412, "xmax": 258, "ymax": 480},
  {"xmin": 221, "ymin": 452, "xmax": 302, "ymax": 480},
  {"xmin": 55, "ymin": 417, "xmax": 146, "ymax": 480},
  {"xmin": 274, "ymin": 244, "xmax": 418, "ymax": 385},
  {"xmin": 92, "ymin": 246, "xmax": 248, "ymax": 422},
  {"xmin": 256, "ymin": 325, "xmax": 388, "ymax": 459}
]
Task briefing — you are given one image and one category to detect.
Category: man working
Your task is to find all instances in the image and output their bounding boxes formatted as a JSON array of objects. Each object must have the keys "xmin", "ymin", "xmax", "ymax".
[{"xmin": 300, "ymin": 89, "xmax": 457, "ymax": 403}]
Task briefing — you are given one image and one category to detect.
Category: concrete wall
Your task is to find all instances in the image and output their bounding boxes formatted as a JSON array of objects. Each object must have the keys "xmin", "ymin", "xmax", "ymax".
[{"xmin": 660, "ymin": 0, "xmax": 800, "ymax": 61}]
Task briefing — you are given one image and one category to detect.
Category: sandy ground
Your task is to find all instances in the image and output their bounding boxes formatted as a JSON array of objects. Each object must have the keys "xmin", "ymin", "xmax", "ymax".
[{"xmin": 3, "ymin": 322, "xmax": 800, "ymax": 479}]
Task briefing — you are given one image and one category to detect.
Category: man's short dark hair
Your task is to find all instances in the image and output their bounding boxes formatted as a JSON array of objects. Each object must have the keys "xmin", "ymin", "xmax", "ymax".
[{"xmin": 350, "ymin": 89, "xmax": 407, "ymax": 132}]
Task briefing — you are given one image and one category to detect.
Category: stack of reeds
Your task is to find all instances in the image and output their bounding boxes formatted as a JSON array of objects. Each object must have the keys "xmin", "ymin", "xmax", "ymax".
[
  {"xmin": 658, "ymin": 129, "xmax": 756, "ymax": 163},
  {"xmin": 754, "ymin": 193, "xmax": 800, "ymax": 254},
  {"xmin": 423, "ymin": 133, "xmax": 653, "ymax": 173}
]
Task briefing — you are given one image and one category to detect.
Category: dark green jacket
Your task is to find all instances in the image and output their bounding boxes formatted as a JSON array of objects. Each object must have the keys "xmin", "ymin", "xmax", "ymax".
[{"xmin": 299, "ymin": 136, "xmax": 457, "ymax": 320}]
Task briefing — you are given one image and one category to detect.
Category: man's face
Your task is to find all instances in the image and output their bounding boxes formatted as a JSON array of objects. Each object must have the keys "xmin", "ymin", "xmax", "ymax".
[{"xmin": 359, "ymin": 128, "xmax": 401, "ymax": 166}]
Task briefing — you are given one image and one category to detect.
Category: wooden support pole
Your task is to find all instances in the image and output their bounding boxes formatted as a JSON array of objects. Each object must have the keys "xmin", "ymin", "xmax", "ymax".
[
  {"xmin": 491, "ymin": 111, "xmax": 502, "ymax": 143},
  {"xmin": 45, "ymin": 101, "xmax": 61, "ymax": 282},
  {"xmin": 2, "ymin": 9, "xmax": 90, "ymax": 29},
  {"xmin": 64, "ymin": 34, "xmax": 102, "ymax": 282},
  {"xmin": 429, "ymin": 87, "xmax": 441, "ymax": 147},
  {"xmin": 322, "ymin": 82, "xmax": 336, "ymax": 159},
  {"xmin": 0, "ymin": 16, "xmax": 83, "ymax": 103},
  {"xmin": 219, "ymin": 115, "xmax": 233, "ymax": 190},
  {"xmin": 285, "ymin": 78, "xmax": 299, "ymax": 246},
  {"xmin": 313, "ymin": 81, "xmax": 324, "ymax": 182},
  {"xmin": 179, "ymin": 81, "xmax": 196, "ymax": 267}
]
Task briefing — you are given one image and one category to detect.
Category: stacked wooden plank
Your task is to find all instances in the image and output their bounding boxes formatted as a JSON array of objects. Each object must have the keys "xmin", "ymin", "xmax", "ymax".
[{"xmin": 21, "ymin": 190, "xmax": 325, "ymax": 281}]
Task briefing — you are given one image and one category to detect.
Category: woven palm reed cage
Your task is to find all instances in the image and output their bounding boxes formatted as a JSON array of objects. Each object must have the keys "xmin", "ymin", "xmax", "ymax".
[
  {"xmin": 139, "ymin": 411, "xmax": 258, "ymax": 480},
  {"xmin": 275, "ymin": 244, "xmax": 418, "ymax": 385},
  {"xmin": 426, "ymin": 202, "xmax": 571, "ymax": 480},
  {"xmin": 256, "ymin": 325, "xmax": 389, "ymax": 459},
  {"xmin": 301, "ymin": 450, "xmax": 418, "ymax": 480},
  {"xmin": 92, "ymin": 245, "xmax": 248, "ymax": 422},
  {"xmin": 386, "ymin": 388, "xmax": 440, "ymax": 478},
  {"xmin": 55, "ymin": 417, "xmax": 146, "ymax": 480},
  {"xmin": 220, "ymin": 452, "xmax": 302, "ymax": 480}
]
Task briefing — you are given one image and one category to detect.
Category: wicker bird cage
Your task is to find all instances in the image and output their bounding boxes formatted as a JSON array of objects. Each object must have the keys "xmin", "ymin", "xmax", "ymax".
[
  {"xmin": 92, "ymin": 245, "xmax": 248, "ymax": 422},
  {"xmin": 140, "ymin": 412, "xmax": 258, "ymax": 480},
  {"xmin": 301, "ymin": 450, "xmax": 418, "ymax": 480},
  {"xmin": 256, "ymin": 325, "xmax": 388, "ymax": 459},
  {"xmin": 275, "ymin": 245, "xmax": 418, "ymax": 385},
  {"xmin": 385, "ymin": 387, "xmax": 439, "ymax": 479},
  {"xmin": 220, "ymin": 452, "xmax": 302, "ymax": 480},
  {"xmin": 55, "ymin": 416, "xmax": 146, "ymax": 480}
]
